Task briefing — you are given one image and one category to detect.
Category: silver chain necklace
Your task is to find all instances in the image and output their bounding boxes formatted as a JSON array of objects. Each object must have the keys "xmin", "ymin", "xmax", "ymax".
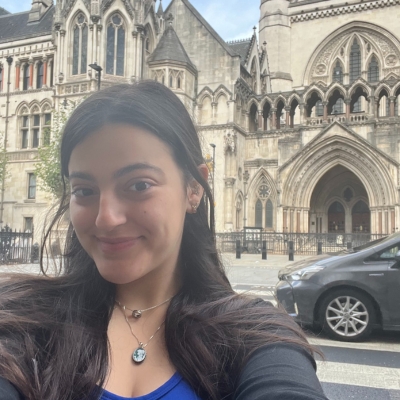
[
  {"xmin": 115, "ymin": 296, "xmax": 173, "ymax": 318},
  {"xmin": 117, "ymin": 303, "xmax": 164, "ymax": 363}
]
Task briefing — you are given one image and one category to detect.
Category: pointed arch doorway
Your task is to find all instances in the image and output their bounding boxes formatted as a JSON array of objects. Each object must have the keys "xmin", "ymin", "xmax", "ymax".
[{"xmin": 309, "ymin": 165, "xmax": 370, "ymax": 233}]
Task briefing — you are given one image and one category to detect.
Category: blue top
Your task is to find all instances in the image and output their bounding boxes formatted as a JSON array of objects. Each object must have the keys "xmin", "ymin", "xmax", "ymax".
[{"xmin": 100, "ymin": 373, "xmax": 201, "ymax": 400}]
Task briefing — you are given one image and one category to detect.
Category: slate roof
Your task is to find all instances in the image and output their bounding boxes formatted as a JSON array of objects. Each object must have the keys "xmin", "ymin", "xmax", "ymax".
[
  {"xmin": 0, "ymin": 7, "xmax": 10, "ymax": 16},
  {"xmin": 0, "ymin": 6, "xmax": 54, "ymax": 44},
  {"xmin": 227, "ymin": 39, "xmax": 252, "ymax": 66},
  {"xmin": 165, "ymin": 0, "xmax": 238, "ymax": 58},
  {"xmin": 148, "ymin": 23, "xmax": 196, "ymax": 71}
]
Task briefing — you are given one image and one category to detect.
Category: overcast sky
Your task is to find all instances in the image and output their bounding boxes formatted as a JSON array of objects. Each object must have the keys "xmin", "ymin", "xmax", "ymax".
[{"xmin": 0, "ymin": 0, "xmax": 260, "ymax": 41}]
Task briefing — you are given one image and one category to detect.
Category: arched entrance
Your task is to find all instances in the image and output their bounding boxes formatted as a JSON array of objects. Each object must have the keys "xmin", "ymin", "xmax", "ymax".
[{"xmin": 309, "ymin": 165, "xmax": 370, "ymax": 233}]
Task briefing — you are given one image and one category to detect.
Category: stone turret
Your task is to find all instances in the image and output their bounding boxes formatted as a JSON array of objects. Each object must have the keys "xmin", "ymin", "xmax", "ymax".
[{"xmin": 259, "ymin": 0, "xmax": 292, "ymax": 91}]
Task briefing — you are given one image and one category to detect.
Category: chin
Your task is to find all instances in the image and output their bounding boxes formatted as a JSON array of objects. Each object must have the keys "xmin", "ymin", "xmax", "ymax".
[{"xmin": 94, "ymin": 259, "xmax": 145, "ymax": 285}]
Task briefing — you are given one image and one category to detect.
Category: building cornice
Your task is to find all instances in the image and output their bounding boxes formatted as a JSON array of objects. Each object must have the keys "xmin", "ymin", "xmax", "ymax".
[{"xmin": 290, "ymin": 0, "xmax": 400, "ymax": 23}]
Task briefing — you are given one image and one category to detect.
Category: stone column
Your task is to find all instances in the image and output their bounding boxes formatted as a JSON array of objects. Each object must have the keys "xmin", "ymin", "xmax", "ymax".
[
  {"xmin": 299, "ymin": 103, "xmax": 304, "ymax": 125},
  {"xmin": 389, "ymin": 96, "xmax": 396, "ymax": 117},
  {"xmin": 42, "ymin": 57, "xmax": 48, "ymax": 88},
  {"xmin": 285, "ymin": 106, "xmax": 290, "ymax": 127},
  {"xmin": 368, "ymin": 96, "xmax": 376, "ymax": 117},
  {"xmin": 211, "ymin": 102, "xmax": 217, "ymax": 124},
  {"xmin": 271, "ymin": 108, "xmax": 277, "ymax": 129},
  {"xmin": 28, "ymin": 59, "xmax": 34, "ymax": 89},
  {"xmin": 322, "ymin": 101, "xmax": 328, "ymax": 122},
  {"xmin": 345, "ymin": 98, "xmax": 351, "ymax": 121},
  {"xmin": 15, "ymin": 60, "xmax": 20, "ymax": 90},
  {"xmin": 224, "ymin": 177, "xmax": 235, "ymax": 231},
  {"xmin": 60, "ymin": 30, "xmax": 66, "ymax": 78},
  {"xmin": 258, "ymin": 110, "xmax": 263, "ymax": 131}
]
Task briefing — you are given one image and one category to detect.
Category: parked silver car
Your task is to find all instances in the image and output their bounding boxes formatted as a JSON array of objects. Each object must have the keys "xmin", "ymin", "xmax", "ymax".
[{"xmin": 275, "ymin": 232, "xmax": 400, "ymax": 341}]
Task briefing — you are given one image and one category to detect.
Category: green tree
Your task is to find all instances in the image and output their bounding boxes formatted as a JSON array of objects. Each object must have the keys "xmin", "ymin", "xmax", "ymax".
[{"xmin": 35, "ymin": 101, "xmax": 78, "ymax": 198}]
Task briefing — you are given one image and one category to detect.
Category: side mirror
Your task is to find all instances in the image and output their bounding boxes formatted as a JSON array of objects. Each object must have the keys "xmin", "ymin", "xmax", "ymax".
[{"xmin": 394, "ymin": 250, "xmax": 400, "ymax": 262}]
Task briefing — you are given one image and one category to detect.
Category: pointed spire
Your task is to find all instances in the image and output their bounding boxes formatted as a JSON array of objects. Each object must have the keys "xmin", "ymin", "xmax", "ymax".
[{"xmin": 157, "ymin": 0, "xmax": 163, "ymax": 17}]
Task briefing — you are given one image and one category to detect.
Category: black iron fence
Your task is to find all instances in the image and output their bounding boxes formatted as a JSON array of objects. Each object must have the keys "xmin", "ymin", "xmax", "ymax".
[
  {"xmin": 216, "ymin": 231, "xmax": 387, "ymax": 255},
  {"xmin": 0, "ymin": 226, "xmax": 37, "ymax": 265}
]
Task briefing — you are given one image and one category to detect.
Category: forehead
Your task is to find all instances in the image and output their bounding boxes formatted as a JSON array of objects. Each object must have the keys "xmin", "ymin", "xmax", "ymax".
[{"xmin": 68, "ymin": 124, "xmax": 176, "ymax": 175}]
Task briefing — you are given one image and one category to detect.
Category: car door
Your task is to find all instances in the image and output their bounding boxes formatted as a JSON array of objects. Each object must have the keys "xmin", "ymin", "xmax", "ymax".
[{"xmin": 369, "ymin": 243, "xmax": 400, "ymax": 326}]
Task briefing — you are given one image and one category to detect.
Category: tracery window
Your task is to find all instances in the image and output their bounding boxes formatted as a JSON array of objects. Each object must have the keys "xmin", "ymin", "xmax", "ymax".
[
  {"xmin": 37, "ymin": 61, "xmax": 44, "ymax": 88},
  {"xmin": 23, "ymin": 64, "xmax": 30, "ymax": 91},
  {"xmin": 72, "ymin": 13, "xmax": 88, "ymax": 75},
  {"xmin": 254, "ymin": 181, "xmax": 274, "ymax": 229},
  {"xmin": 21, "ymin": 114, "xmax": 29, "ymax": 149},
  {"xmin": 332, "ymin": 61, "xmax": 343, "ymax": 83},
  {"xmin": 19, "ymin": 105, "xmax": 52, "ymax": 149},
  {"xmin": 368, "ymin": 56, "xmax": 379, "ymax": 83},
  {"xmin": 349, "ymin": 39, "xmax": 361, "ymax": 84},
  {"xmin": 32, "ymin": 113, "xmax": 40, "ymax": 148},
  {"xmin": 106, "ymin": 14, "xmax": 125, "ymax": 76}
]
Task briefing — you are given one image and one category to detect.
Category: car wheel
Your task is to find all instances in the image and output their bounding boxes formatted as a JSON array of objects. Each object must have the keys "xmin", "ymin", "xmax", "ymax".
[{"xmin": 320, "ymin": 289, "xmax": 375, "ymax": 342}]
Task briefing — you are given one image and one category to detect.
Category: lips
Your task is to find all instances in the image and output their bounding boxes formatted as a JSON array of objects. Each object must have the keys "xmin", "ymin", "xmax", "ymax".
[{"xmin": 96, "ymin": 236, "xmax": 140, "ymax": 253}]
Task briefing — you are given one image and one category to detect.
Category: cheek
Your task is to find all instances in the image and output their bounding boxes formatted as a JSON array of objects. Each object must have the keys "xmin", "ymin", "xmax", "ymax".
[{"xmin": 69, "ymin": 202, "xmax": 92, "ymax": 233}]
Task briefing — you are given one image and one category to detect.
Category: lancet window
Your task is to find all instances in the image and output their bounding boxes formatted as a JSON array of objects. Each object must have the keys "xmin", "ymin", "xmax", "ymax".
[
  {"xmin": 23, "ymin": 64, "xmax": 30, "ymax": 91},
  {"xmin": 368, "ymin": 56, "xmax": 379, "ymax": 83},
  {"xmin": 106, "ymin": 14, "xmax": 125, "ymax": 76},
  {"xmin": 349, "ymin": 39, "xmax": 361, "ymax": 84},
  {"xmin": 332, "ymin": 61, "xmax": 343, "ymax": 83},
  {"xmin": 37, "ymin": 61, "xmax": 44, "ymax": 88},
  {"xmin": 72, "ymin": 13, "xmax": 88, "ymax": 75}
]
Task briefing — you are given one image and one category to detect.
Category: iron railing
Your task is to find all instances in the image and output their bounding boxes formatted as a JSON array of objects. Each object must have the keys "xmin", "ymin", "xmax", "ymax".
[
  {"xmin": 216, "ymin": 231, "xmax": 387, "ymax": 255},
  {"xmin": 0, "ymin": 226, "xmax": 36, "ymax": 264}
]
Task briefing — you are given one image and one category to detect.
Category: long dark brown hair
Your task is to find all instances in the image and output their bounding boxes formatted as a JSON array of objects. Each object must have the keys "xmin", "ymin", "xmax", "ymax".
[{"xmin": 0, "ymin": 81, "xmax": 316, "ymax": 400}]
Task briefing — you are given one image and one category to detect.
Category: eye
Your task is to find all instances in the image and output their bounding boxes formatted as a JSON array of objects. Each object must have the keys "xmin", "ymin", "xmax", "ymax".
[
  {"xmin": 71, "ymin": 188, "xmax": 94, "ymax": 197},
  {"xmin": 129, "ymin": 182, "xmax": 152, "ymax": 192}
]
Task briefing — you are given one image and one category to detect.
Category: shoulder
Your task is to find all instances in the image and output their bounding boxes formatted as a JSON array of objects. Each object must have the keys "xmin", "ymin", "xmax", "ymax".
[
  {"xmin": 0, "ymin": 378, "xmax": 24, "ymax": 400},
  {"xmin": 234, "ymin": 343, "xmax": 328, "ymax": 400}
]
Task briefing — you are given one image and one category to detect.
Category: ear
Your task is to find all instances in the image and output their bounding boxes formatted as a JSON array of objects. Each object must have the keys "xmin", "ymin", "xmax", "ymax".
[{"xmin": 186, "ymin": 164, "xmax": 208, "ymax": 214}]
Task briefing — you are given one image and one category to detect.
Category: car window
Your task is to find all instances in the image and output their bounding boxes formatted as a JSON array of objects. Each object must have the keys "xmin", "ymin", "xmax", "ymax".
[
  {"xmin": 379, "ymin": 244, "xmax": 399, "ymax": 260},
  {"xmin": 365, "ymin": 243, "xmax": 400, "ymax": 261}
]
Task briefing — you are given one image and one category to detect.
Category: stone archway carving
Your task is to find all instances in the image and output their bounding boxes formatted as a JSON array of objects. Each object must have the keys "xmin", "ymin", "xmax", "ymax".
[
  {"xmin": 280, "ymin": 123, "xmax": 398, "ymax": 233},
  {"xmin": 304, "ymin": 22, "xmax": 400, "ymax": 86}
]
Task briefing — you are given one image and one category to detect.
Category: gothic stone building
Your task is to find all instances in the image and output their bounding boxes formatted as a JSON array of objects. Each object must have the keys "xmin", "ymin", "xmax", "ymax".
[{"xmin": 1, "ymin": 0, "xmax": 400, "ymax": 236}]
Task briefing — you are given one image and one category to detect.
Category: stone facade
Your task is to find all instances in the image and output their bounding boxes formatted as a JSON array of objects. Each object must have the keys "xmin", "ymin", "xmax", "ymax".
[{"xmin": 0, "ymin": 0, "xmax": 400, "ymax": 236}]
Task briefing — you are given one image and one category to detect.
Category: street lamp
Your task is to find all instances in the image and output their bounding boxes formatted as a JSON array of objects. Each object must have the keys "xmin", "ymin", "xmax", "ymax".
[
  {"xmin": 210, "ymin": 143, "xmax": 216, "ymax": 201},
  {"xmin": 0, "ymin": 56, "xmax": 13, "ymax": 227},
  {"xmin": 89, "ymin": 62, "xmax": 103, "ymax": 91}
]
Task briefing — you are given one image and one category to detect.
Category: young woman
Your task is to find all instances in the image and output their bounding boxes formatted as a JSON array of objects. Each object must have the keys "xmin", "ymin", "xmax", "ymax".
[{"xmin": 0, "ymin": 81, "xmax": 328, "ymax": 400}]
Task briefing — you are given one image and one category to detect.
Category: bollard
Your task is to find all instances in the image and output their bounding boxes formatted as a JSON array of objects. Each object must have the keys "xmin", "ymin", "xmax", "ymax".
[
  {"xmin": 347, "ymin": 242, "xmax": 352, "ymax": 250},
  {"xmin": 262, "ymin": 240, "xmax": 267, "ymax": 260},
  {"xmin": 236, "ymin": 240, "xmax": 241, "ymax": 259},
  {"xmin": 288, "ymin": 240, "xmax": 294, "ymax": 261},
  {"xmin": 317, "ymin": 241, "xmax": 322, "ymax": 255}
]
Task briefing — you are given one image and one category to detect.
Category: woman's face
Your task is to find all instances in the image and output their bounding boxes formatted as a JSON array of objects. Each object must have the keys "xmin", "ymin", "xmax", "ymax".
[{"xmin": 68, "ymin": 124, "xmax": 194, "ymax": 285}]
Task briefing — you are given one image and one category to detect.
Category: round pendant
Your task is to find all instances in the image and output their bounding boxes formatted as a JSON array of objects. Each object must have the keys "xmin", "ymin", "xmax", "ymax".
[
  {"xmin": 132, "ymin": 347, "xmax": 146, "ymax": 363},
  {"xmin": 132, "ymin": 310, "xmax": 142, "ymax": 318}
]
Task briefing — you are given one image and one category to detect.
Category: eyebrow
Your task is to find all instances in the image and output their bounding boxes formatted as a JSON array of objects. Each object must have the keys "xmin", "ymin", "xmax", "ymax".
[{"xmin": 69, "ymin": 163, "xmax": 165, "ymax": 181}]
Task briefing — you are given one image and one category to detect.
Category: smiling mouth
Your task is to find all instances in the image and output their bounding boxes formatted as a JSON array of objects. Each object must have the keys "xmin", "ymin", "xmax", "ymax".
[{"xmin": 96, "ymin": 237, "xmax": 141, "ymax": 253}]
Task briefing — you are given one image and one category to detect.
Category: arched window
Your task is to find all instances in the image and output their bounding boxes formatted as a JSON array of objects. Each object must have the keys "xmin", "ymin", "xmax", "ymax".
[
  {"xmin": 145, "ymin": 38, "xmax": 150, "ymax": 52},
  {"xmin": 332, "ymin": 61, "xmax": 343, "ymax": 84},
  {"xmin": 255, "ymin": 199, "xmax": 263, "ymax": 228},
  {"xmin": 349, "ymin": 39, "xmax": 361, "ymax": 84},
  {"xmin": 368, "ymin": 56, "xmax": 379, "ymax": 83},
  {"xmin": 36, "ymin": 61, "xmax": 44, "ymax": 88},
  {"xmin": 0, "ymin": 66, "xmax": 3, "ymax": 93},
  {"xmin": 49, "ymin": 60, "xmax": 54, "ymax": 87},
  {"xmin": 265, "ymin": 199, "xmax": 273, "ymax": 228},
  {"xmin": 316, "ymin": 100, "xmax": 324, "ymax": 117},
  {"xmin": 72, "ymin": 13, "xmax": 88, "ymax": 75},
  {"xmin": 177, "ymin": 76, "xmax": 181, "ymax": 89},
  {"xmin": 23, "ymin": 64, "xmax": 30, "ymax": 91},
  {"xmin": 106, "ymin": 14, "xmax": 125, "ymax": 76},
  {"xmin": 169, "ymin": 75, "xmax": 173, "ymax": 88}
]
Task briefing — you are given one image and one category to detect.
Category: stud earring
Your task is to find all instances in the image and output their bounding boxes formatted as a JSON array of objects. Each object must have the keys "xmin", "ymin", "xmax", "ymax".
[{"xmin": 191, "ymin": 203, "xmax": 199, "ymax": 213}]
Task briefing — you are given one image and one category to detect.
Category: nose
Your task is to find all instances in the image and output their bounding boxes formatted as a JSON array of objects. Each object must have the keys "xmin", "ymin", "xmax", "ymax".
[{"xmin": 95, "ymin": 192, "xmax": 127, "ymax": 231}]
